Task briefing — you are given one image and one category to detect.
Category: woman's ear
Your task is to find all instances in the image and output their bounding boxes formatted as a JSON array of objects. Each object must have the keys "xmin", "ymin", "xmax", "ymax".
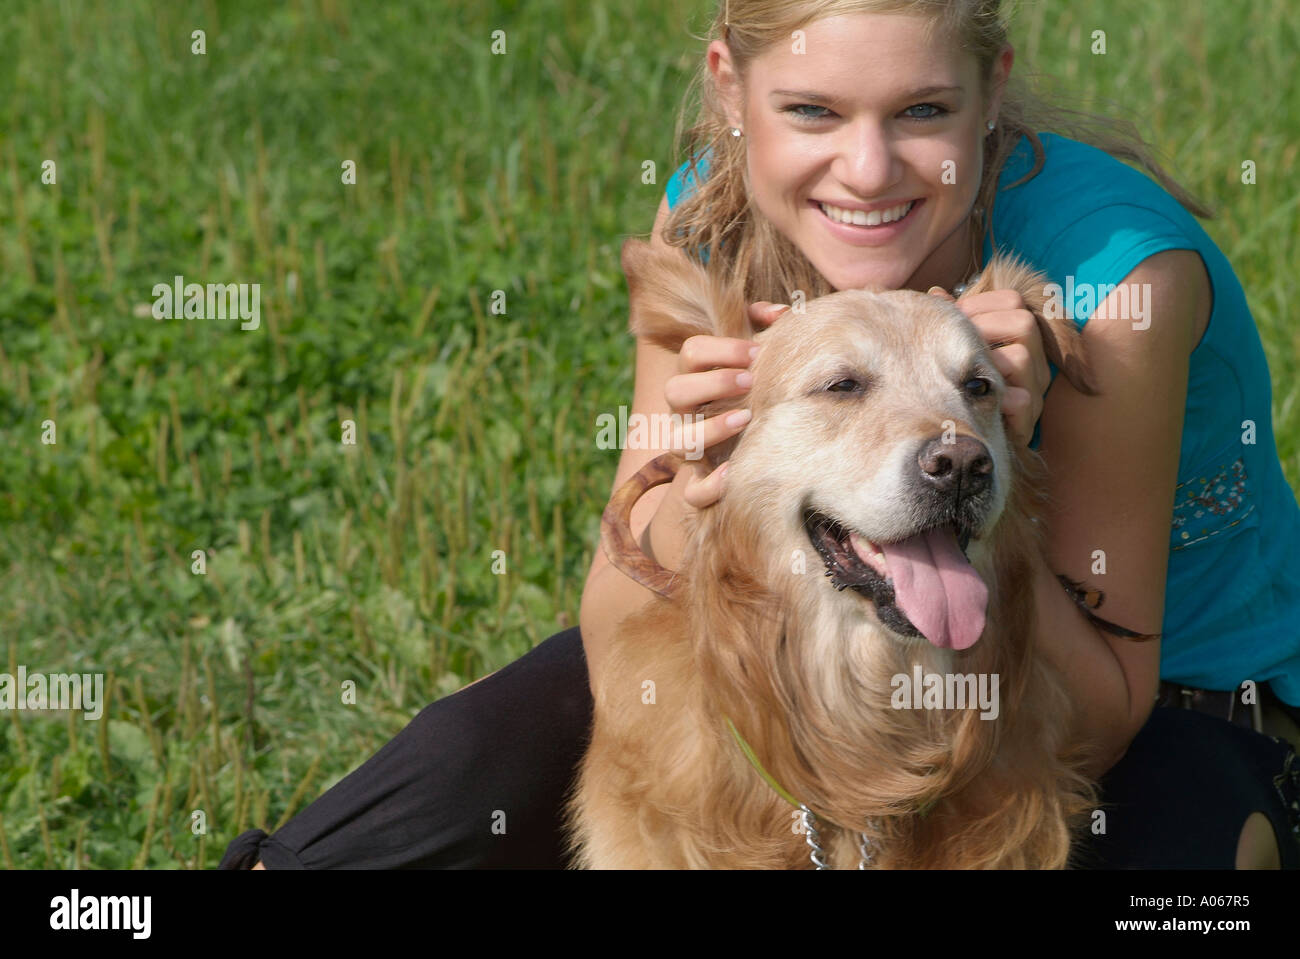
[
  {"xmin": 986, "ymin": 43, "xmax": 1015, "ymax": 125},
  {"xmin": 707, "ymin": 38, "xmax": 745, "ymax": 131}
]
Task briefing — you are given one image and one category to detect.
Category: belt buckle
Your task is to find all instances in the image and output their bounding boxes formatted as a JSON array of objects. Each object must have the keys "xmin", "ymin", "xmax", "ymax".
[{"xmin": 1164, "ymin": 682, "xmax": 1265, "ymax": 734}]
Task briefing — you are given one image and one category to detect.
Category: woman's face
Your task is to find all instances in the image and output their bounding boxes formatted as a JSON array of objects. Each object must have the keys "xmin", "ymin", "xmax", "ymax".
[{"xmin": 711, "ymin": 13, "xmax": 1010, "ymax": 293}]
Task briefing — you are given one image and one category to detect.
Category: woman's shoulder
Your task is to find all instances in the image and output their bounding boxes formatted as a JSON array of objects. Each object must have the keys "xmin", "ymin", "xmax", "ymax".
[
  {"xmin": 988, "ymin": 132, "xmax": 1224, "ymax": 317},
  {"xmin": 993, "ymin": 133, "xmax": 1202, "ymax": 251}
]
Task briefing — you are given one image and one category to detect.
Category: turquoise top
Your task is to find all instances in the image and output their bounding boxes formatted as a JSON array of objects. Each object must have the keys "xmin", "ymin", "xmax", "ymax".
[{"xmin": 665, "ymin": 134, "xmax": 1300, "ymax": 705}]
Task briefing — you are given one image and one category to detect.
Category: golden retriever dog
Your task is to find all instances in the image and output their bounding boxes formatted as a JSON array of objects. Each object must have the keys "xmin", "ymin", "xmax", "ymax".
[{"xmin": 567, "ymin": 238, "xmax": 1104, "ymax": 869}]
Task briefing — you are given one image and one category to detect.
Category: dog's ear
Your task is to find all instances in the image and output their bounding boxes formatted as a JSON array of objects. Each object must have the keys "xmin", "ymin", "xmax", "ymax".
[
  {"xmin": 970, "ymin": 255, "xmax": 1098, "ymax": 396},
  {"xmin": 620, "ymin": 237, "xmax": 751, "ymax": 350}
]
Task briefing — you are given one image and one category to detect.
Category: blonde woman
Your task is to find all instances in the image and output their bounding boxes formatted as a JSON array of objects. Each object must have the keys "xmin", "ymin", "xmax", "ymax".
[{"xmin": 222, "ymin": 0, "xmax": 1300, "ymax": 870}]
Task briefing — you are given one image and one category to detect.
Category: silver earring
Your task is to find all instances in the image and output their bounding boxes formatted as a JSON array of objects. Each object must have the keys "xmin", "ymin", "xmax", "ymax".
[
  {"xmin": 732, "ymin": 127, "xmax": 743, "ymax": 137},
  {"xmin": 986, "ymin": 120, "xmax": 996, "ymax": 132}
]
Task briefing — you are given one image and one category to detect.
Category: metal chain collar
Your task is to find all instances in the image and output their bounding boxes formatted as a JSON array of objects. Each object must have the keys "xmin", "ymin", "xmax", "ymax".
[
  {"xmin": 725, "ymin": 713, "xmax": 885, "ymax": 869},
  {"xmin": 800, "ymin": 804, "xmax": 876, "ymax": 870}
]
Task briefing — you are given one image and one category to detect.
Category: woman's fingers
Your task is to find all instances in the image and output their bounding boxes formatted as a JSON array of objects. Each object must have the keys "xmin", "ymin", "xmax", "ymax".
[
  {"xmin": 999, "ymin": 385, "xmax": 1036, "ymax": 448},
  {"xmin": 672, "ymin": 406, "xmax": 751, "ymax": 460},
  {"xmin": 986, "ymin": 339, "xmax": 1039, "ymax": 447},
  {"xmin": 678, "ymin": 334, "xmax": 759, "ymax": 374},
  {"xmin": 986, "ymin": 336, "xmax": 1050, "ymax": 403},
  {"xmin": 941, "ymin": 289, "xmax": 1048, "ymax": 388},
  {"xmin": 960, "ymin": 300, "xmax": 1052, "ymax": 398},
  {"xmin": 987, "ymin": 342, "xmax": 1032, "ymax": 384},
  {"xmin": 961, "ymin": 302, "xmax": 1040, "ymax": 352},
  {"xmin": 657, "ymin": 326, "xmax": 764, "ymax": 510},
  {"xmin": 964, "ymin": 307, "xmax": 1037, "ymax": 347},
  {"xmin": 748, "ymin": 301, "xmax": 790, "ymax": 328},
  {"xmin": 682, "ymin": 460, "xmax": 730, "ymax": 510},
  {"xmin": 956, "ymin": 289, "xmax": 1023, "ymax": 315},
  {"xmin": 664, "ymin": 367, "xmax": 754, "ymax": 413}
]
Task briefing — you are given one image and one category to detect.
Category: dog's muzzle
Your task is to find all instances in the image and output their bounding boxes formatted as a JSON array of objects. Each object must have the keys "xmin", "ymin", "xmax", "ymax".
[{"xmin": 802, "ymin": 434, "xmax": 998, "ymax": 651}]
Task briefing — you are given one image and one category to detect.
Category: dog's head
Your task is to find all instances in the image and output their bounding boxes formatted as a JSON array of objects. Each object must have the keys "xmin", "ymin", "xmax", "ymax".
[
  {"xmin": 608, "ymin": 237, "xmax": 1101, "ymax": 831},
  {"xmin": 617, "ymin": 237, "xmax": 1094, "ymax": 656}
]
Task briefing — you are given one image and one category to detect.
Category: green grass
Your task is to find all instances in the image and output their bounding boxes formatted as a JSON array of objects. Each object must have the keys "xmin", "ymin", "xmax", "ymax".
[{"xmin": 0, "ymin": 0, "xmax": 1296, "ymax": 868}]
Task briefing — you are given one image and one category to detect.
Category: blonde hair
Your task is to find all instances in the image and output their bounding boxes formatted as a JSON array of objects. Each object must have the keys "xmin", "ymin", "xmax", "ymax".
[{"xmin": 662, "ymin": 0, "xmax": 1212, "ymax": 304}]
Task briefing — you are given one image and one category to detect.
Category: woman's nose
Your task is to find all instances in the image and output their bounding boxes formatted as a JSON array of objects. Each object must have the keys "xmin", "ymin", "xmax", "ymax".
[{"xmin": 833, "ymin": 122, "xmax": 903, "ymax": 199}]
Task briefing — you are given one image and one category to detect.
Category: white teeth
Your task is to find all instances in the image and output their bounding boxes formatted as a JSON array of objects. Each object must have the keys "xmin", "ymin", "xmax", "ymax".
[
  {"xmin": 848, "ymin": 532, "xmax": 889, "ymax": 578},
  {"xmin": 819, "ymin": 200, "xmax": 914, "ymax": 226}
]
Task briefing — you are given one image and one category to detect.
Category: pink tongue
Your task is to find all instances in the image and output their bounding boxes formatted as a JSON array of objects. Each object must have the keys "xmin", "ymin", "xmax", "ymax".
[{"xmin": 860, "ymin": 528, "xmax": 988, "ymax": 649}]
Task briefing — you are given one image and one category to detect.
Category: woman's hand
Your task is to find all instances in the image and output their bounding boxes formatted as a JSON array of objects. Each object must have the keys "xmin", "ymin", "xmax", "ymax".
[
  {"xmin": 665, "ymin": 301, "xmax": 788, "ymax": 508},
  {"xmin": 929, "ymin": 286, "xmax": 1052, "ymax": 448}
]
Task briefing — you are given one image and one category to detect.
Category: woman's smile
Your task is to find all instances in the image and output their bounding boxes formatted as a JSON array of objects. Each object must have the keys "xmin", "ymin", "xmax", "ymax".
[{"xmin": 809, "ymin": 196, "xmax": 924, "ymax": 247}]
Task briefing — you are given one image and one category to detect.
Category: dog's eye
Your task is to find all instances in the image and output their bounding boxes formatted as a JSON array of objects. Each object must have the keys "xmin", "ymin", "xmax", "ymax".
[
  {"xmin": 964, "ymin": 377, "xmax": 993, "ymax": 397},
  {"xmin": 827, "ymin": 378, "xmax": 861, "ymax": 393}
]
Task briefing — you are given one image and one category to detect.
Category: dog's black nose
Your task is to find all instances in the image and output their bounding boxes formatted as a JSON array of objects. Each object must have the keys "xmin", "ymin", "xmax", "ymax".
[{"xmin": 917, "ymin": 435, "xmax": 992, "ymax": 496}]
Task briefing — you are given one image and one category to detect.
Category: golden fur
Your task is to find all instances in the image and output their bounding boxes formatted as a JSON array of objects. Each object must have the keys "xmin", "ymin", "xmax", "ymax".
[{"xmin": 566, "ymin": 239, "xmax": 1103, "ymax": 868}]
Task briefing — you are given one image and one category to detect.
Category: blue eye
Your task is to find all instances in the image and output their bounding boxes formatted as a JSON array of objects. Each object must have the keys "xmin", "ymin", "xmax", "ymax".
[
  {"xmin": 902, "ymin": 103, "xmax": 948, "ymax": 120},
  {"xmin": 784, "ymin": 104, "xmax": 834, "ymax": 123}
]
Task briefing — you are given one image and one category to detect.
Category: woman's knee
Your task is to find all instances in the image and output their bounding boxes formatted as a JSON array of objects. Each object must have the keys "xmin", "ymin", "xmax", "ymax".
[{"xmin": 1235, "ymin": 811, "xmax": 1281, "ymax": 869}]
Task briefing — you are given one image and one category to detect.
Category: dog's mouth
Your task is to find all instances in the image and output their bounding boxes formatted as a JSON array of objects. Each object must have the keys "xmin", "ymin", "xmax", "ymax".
[{"xmin": 803, "ymin": 507, "xmax": 988, "ymax": 650}]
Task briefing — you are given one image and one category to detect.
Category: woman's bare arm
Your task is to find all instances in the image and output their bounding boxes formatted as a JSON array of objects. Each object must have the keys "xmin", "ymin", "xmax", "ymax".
[
  {"xmin": 580, "ymin": 196, "xmax": 749, "ymax": 690},
  {"xmin": 1031, "ymin": 248, "xmax": 1209, "ymax": 776}
]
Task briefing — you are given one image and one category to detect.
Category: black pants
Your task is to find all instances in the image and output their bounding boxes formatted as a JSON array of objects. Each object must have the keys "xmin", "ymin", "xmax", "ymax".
[{"xmin": 220, "ymin": 626, "xmax": 1300, "ymax": 869}]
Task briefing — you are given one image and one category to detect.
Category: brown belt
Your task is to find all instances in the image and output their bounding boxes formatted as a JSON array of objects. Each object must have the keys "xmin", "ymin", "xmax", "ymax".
[{"xmin": 1157, "ymin": 681, "xmax": 1264, "ymax": 734}]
